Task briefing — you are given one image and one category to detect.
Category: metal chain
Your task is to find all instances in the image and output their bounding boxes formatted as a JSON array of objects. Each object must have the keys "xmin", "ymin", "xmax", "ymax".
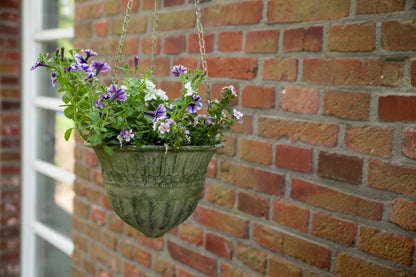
[
  {"xmin": 194, "ymin": 0, "xmax": 210, "ymax": 102},
  {"xmin": 112, "ymin": 0, "xmax": 134, "ymax": 84},
  {"xmin": 151, "ymin": 0, "xmax": 161, "ymax": 75}
]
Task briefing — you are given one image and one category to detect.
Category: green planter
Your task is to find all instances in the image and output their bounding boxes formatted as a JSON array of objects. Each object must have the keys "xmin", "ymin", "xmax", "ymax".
[{"xmin": 91, "ymin": 144, "xmax": 222, "ymax": 238}]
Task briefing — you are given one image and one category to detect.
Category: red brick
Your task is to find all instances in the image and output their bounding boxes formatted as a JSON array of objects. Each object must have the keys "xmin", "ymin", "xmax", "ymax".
[
  {"xmin": 359, "ymin": 225, "xmax": 414, "ymax": 265},
  {"xmin": 206, "ymin": 232, "xmax": 233, "ymax": 259},
  {"xmin": 163, "ymin": 0, "xmax": 185, "ymax": 7},
  {"xmin": 103, "ymin": 0, "xmax": 119, "ymax": 15},
  {"xmin": 345, "ymin": 125, "xmax": 393, "ymax": 157},
  {"xmin": 230, "ymin": 114, "xmax": 253, "ymax": 134},
  {"xmin": 141, "ymin": 36, "xmax": 160, "ymax": 55},
  {"xmin": 275, "ymin": 144, "xmax": 313, "ymax": 172},
  {"xmin": 133, "ymin": 246, "xmax": 152, "ymax": 267},
  {"xmin": 216, "ymin": 136, "xmax": 236, "ymax": 157},
  {"xmin": 291, "ymin": 178, "xmax": 383, "ymax": 220},
  {"xmin": 242, "ymin": 84, "xmax": 275, "ymax": 109},
  {"xmin": 75, "ymin": 3, "xmax": 103, "ymax": 21},
  {"xmin": 163, "ymin": 34, "xmax": 186, "ymax": 54},
  {"xmin": 239, "ymin": 138, "xmax": 272, "ymax": 165},
  {"xmin": 107, "ymin": 213, "xmax": 123, "ymax": 233},
  {"xmin": 177, "ymin": 267, "xmax": 198, "ymax": 277},
  {"xmin": 188, "ymin": 33, "xmax": 214, "ymax": 53},
  {"xmin": 312, "ymin": 212, "xmax": 356, "ymax": 246},
  {"xmin": 318, "ymin": 151, "xmax": 363, "ymax": 184},
  {"xmin": 253, "ymin": 223, "xmax": 330, "ymax": 269},
  {"xmin": 93, "ymin": 20, "xmax": 108, "ymax": 37},
  {"xmin": 236, "ymin": 243, "xmax": 267, "ymax": 274},
  {"xmin": 245, "ymin": 30, "xmax": 279, "ymax": 53},
  {"xmin": 84, "ymin": 147, "xmax": 98, "ymax": 166},
  {"xmin": 202, "ymin": 1, "xmax": 262, "ymax": 27},
  {"xmin": 283, "ymin": 26, "xmax": 323, "ymax": 52},
  {"xmin": 357, "ymin": 0, "xmax": 405, "ymax": 14},
  {"xmin": 273, "ymin": 200, "xmax": 309, "ymax": 232},
  {"xmin": 269, "ymin": 256, "xmax": 302, "ymax": 277},
  {"xmin": 206, "ymin": 183, "xmax": 234, "ymax": 208},
  {"xmin": 336, "ymin": 252, "xmax": 411, "ymax": 277},
  {"xmin": 304, "ymin": 58, "xmax": 403, "ymax": 86},
  {"xmin": 267, "ymin": 0, "xmax": 349, "ymax": 23},
  {"xmin": 382, "ymin": 20, "xmax": 416, "ymax": 50},
  {"xmin": 193, "ymin": 206, "xmax": 249, "ymax": 238},
  {"xmin": 123, "ymin": 261, "xmax": 141, "ymax": 277},
  {"xmin": 323, "ymin": 90, "xmax": 370, "ymax": 120},
  {"xmin": 220, "ymin": 160, "xmax": 285, "ymax": 196},
  {"xmin": 329, "ymin": 23, "xmax": 375, "ymax": 51},
  {"xmin": 207, "ymin": 57, "xmax": 257, "ymax": 79},
  {"xmin": 368, "ymin": 159, "xmax": 416, "ymax": 196},
  {"xmin": 238, "ymin": 191, "xmax": 270, "ymax": 219},
  {"xmin": 402, "ymin": 128, "xmax": 416, "ymax": 159},
  {"xmin": 168, "ymin": 241, "xmax": 216, "ymax": 277},
  {"xmin": 411, "ymin": 59, "xmax": 416, "ymax": 87},
  {"xmin": 154, "ymin": 256, "xmax": 175, "ymax": 277},
  {"xmin": 263, "ymin": 57, "xmax": 297, "ymax": 81},
  {"xmin": 280, "ymin": 86, "xmax": 319, "ymax": 114},
  {"xmin": 258, "ymin": 117, "xmax": 338, "ymax": 147},
  {"xmin": 220, "ymin": 262, "xmax": 255, "ymax": 277},
  {"xmin": 391, "ymin": 198, "xmax": 416, "ymax": 231},
  {"xmin": 124, "ymin": 225, "xmax": 164, "ymax": 250},
  {"xmin": 158, "ymin": 9, "xmax": 195, "ymax": 31},
  {"xmin": 178, "ymin": 223, "xmax": 203, "ymax": 246},
  {"xmin": 218, "ymin": 31, "xmax": 243, "ymax": 52},
  {"xmin": 379, "ymin": 95, "xmax": 416, "ymax": 122},
  {"xmin": 91, "ymin": 206, "xmax": 105, "ymax": 225}
]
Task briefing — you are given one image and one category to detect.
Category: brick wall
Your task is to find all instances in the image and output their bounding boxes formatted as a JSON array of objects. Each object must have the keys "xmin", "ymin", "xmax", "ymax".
[
  {"xmin": 72, "ymin": 0, "xmax": 416, "ymax": 276},
  {"xmin": 0, "ymin": 0, "xmax": 21, "ymax": 276}
]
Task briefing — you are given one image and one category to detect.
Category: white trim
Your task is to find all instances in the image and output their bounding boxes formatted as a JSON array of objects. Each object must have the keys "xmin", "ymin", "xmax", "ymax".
[
  {"xmin": 34, "ymin": 160, "xmax": 75, "ymax": 185},
  {"xmin": 32, "ymin": 27, "xmax": 74, "ymax": 42},
  {"xmin": 21, "ymin": 0, "xmax": 74, "ymax": 276},
  {"xmin": 34, "ymin": 96, "xmax": 66, "ymax": 111},
  {"xmin": 33, "ymin": 222, "xmax": 74, "ymax": 257}
]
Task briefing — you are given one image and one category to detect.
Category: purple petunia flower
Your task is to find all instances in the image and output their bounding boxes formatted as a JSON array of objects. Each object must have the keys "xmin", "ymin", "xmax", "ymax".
[
  {"xmin": 75, "ymin": 54, "xmax": 87, "ymax": 64},
  {"xmin": 95, "ymin": 98, "xmax": 105, "ymax": 108},
  {"xmin": 91, "ymin": 61, "xmax": 110, "ymax": 75},
  {"xmin": 171, "ymin": 65, "xmax": 187, "ymax": 77},
  {"xmin": 145, "ymin": 104, "xmax": 167, "ymax": 122},
  {"xmin": 117, "ymin": 126, "xmax": 127, "ymax": 146},
  {"xmin": 30, "ymin": 61, "xmax": 49, "ymax": 71},
  {"xmin": 51, "ymin": 72, "xmax": 58, "ymax": 87},
  {"xmin": 107, "ymin": 84, "xmax": 127, "ymax": 102},
  {"xmin": 64, "ymin": 62, "xmax": 79, "ymax": 71},
  {"xmin": 185, "ymin": 95, "xmax": 203, "ymax": 113},
  {"xmin": 78, "ymin": 63, "xmax": 93, "ymax": 73},
  {"xmin": 82, "ymin": 49, "xmax": 98, "ymax": 61}
]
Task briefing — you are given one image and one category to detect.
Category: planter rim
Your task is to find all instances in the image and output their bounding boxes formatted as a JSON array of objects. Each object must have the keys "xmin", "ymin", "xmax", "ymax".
[{"xmin": 87, "ymin": 142, "xmax": 224, "ymax": 152}]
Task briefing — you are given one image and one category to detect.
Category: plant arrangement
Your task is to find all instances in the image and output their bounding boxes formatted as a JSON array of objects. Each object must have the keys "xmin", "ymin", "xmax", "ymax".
[{"xmin": 31, "ymin": 48, "xmax": 243, "ymax": 154}]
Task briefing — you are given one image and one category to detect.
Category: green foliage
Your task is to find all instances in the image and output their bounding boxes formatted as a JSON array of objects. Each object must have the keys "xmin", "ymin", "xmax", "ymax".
[{"xmin": 32, "ymin": 49, "xmax": 243, "ymax": 151}]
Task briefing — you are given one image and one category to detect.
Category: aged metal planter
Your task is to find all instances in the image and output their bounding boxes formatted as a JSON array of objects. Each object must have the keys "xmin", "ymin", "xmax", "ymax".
[{"xmin": 91, "ymin": 144, "xmax": 222, "ymax": 238}]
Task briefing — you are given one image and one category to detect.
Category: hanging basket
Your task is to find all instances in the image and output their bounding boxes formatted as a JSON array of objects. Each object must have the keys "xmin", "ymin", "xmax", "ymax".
[{"xmin": 91, "ymin": 144, "xmax": 222, "ymax": 237}]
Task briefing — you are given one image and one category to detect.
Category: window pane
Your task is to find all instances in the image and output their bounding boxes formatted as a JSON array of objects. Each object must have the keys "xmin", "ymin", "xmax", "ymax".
[
  {"xmin": 42, "ymin": 0, "xmax": 74, "ymax": 29},
  {"xmin": 36, "ymin": 173, "xmax": 73, "ymax": 238},
  {"xmin": 37, "ymin": 39, "xmax": 73, "ymax": 97},
  {"xmin": 36, "ymin": 236, "xmax": 71, "ymax": 277},
  {"xmin": 37, "ymin": 108, "xmax": 75, "ymax": 172}
]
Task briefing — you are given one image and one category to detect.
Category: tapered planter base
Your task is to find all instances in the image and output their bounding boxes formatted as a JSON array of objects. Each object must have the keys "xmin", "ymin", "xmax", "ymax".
[{"xmin": 91, "ymin": 144, "xmax": 222, "ymax": 238}]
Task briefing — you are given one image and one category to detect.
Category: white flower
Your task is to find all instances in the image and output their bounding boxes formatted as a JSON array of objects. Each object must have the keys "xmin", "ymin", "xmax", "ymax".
[
  {"xmin": 155, "ymin": 89, "xmax": 168, "ymax": 101},
  {"xmin": 184, "ymin": 82, "xmax": 195, "ymax": 97},
  {"xmin": 144, "ymin": 93, "xmax": 157, "ymax": 102}
]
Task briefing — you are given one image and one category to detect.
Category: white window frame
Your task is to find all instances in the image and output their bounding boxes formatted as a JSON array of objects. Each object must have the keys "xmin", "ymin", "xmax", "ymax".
[{"xmin": 21, "ymin": 0, "xmax": 75, "ymax": 276}]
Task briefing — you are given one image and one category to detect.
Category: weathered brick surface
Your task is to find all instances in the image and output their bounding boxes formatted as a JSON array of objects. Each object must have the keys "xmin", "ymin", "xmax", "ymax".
[{"xmin": 66, "ymin": 1, "xmax": 416, "ymax": 277}]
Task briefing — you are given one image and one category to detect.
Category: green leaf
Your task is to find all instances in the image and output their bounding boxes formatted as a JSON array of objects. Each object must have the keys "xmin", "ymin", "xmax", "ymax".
[
  {"xmin": 90, "ymin": 133, "xmax": 102, "ymax": 145},
  {"xmin": 64, "ymin": 106, "xmax": 74, "ymax": 119},
  {"xmin": 103, "ymin": 146, "xmax": 114, "ymax": 156},
  {"xmin": 64, "ymin": 128, "xmax": 73, "ymax": 141},
  {"xmin": 88, "ymin": 111, "xmax": 100, "ymax": 121}
]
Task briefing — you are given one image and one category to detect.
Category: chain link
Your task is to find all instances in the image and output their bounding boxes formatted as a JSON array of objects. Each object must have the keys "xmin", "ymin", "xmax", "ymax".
[
  {"xmin": 194, "ymin": 0, "xmax": 210, "ymax": 102},
  {"xmin": 151, "ymin": 0, "xmax": 161, "ymax": 75},
  {"xmin": 112, "ymin": 0, "xmax": 134, "ymax": 84}
]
